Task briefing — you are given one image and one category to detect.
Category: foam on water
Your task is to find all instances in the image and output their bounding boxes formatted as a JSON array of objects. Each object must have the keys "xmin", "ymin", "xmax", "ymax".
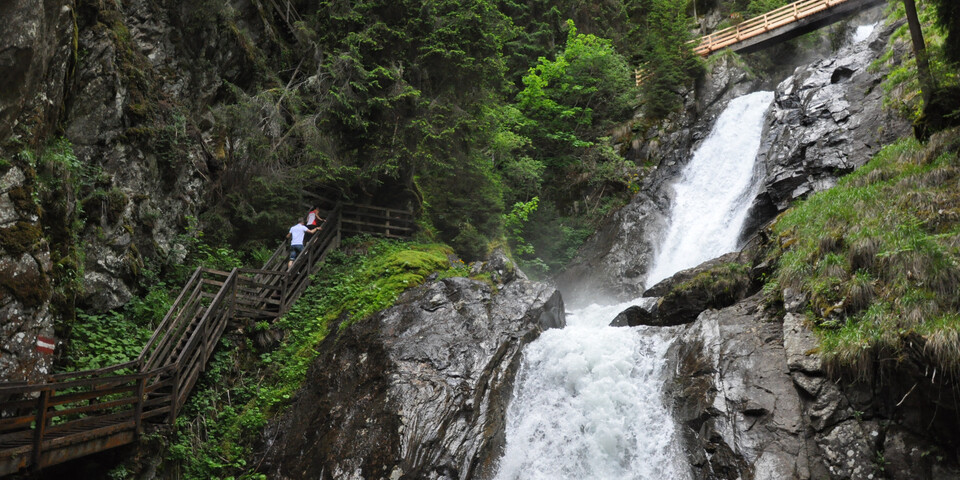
[
  {"xmin": 853, "ymin": 23, "xmax": 876, "ymax": 43},
  {"xmin": 494, "ymin": 300, "xmax": 688, "ymax": 480}
]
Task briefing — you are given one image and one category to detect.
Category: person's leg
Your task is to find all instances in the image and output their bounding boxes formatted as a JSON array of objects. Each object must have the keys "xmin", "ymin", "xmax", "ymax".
[{"xmin": 288, "ymin": 245, "xmax": 302, "ymax": 270}]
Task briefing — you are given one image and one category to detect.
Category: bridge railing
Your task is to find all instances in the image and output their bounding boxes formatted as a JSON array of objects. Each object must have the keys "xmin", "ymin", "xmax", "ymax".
[{"xmin": 691, "ymin": 0, "xmax": 847, "ymax": 55}]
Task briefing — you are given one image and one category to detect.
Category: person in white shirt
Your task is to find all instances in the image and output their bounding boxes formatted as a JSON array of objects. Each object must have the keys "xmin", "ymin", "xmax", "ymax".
[{"xmin": 286, "ymin": 220, "xmax": 320, "ymax": 269}]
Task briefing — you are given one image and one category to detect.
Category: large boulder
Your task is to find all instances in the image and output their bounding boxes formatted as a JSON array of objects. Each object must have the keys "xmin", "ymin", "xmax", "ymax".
[
  {"xmin": 609, "ymin": 251, "xmax": 757, "ymax": 328},
  {"xmin": 259, "ymin": 270, "xmax": 564, "ymax": 480}
]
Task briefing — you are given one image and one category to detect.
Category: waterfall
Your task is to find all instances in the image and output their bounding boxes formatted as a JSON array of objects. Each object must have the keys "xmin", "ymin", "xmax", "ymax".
[
  {"xmin": 645, "ymin": 91, "xmax": 775, "ymax": 286},
  {"xmin": 494, "ymin": 91, "xmax": 774, "ymax": 479}
]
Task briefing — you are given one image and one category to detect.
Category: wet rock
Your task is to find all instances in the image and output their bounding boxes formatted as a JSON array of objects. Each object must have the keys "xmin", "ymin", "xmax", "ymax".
[
  {"xmin": 753, "ymin": 16, "xmax": 912, "ymax": 218},
  {"xmin": 643, "ymin": 252, "xmax": 744, "ymax": 297},
  {"xmin": 260, "ymin": 269, "xmax": 564, "ymax": 480},
  {"xmin": 646, "ymin": 253, "xmax": 755, "ymax": 326},
  {"xmin": 783, "ymin": 312, "xmax": 822, "ymax": 373},
  {"xmin": 609, "ymin": 305, "xmax": 655, "ymax": 327},
  {"xmin": 666, "ymin": 295, "xmax": 808, "ymax": 479}
]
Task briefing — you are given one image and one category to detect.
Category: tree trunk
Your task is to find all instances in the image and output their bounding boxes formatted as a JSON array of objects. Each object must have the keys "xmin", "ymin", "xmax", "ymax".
[{"xmin": 902, "ymin": 0, "xmax": 934, "ymax": 107}]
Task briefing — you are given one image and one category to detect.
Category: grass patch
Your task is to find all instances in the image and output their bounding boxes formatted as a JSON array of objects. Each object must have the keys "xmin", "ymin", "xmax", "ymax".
[{"xmin": 771, "ymin": 129, "xmax": 960, "ymax": 377}]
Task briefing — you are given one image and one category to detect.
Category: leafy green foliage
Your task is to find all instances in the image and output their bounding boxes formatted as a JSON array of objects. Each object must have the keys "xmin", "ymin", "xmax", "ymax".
[
  {"xmin": 770, "ymin": 131, "xmax": 960, "ymax": 377},
  {"xmin": 517, "ymin": 21, "xmax": 636, "ymax": 160},
  {"xmin": 872, "ymin": 0, "xmax": 960, "ymax": 125},
  {"xmin": 745, "ymin": 0, "xmax": 787, "ymax": 17},
  {"xmin": 66, "ymin": 311, "xmax": 152, "ymax": 371}
]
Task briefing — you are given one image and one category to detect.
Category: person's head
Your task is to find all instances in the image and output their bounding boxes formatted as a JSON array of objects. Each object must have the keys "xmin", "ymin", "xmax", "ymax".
[{"xmin": 312, "ymin": 206, "xmax": 320, "ymax": 212}]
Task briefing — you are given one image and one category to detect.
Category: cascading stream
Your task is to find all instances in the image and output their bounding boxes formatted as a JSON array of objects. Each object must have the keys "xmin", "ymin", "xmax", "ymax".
[
  {"xmin": 494, "ymin": 92, "xmax": 775, "ymax": 479},
  {"xmin": 645, "ymin": 91, "xmax": 776, "ymax": 286}
]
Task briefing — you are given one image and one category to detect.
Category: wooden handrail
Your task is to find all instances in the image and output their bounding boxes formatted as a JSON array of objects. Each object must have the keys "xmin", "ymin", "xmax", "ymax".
[
  {"xmin": 0, "ymin": 202, "xmax": 412, "ymax": 475},
  {"xmin": 689, "ymin": 0, "xmax": 867, "ymax": 56}
]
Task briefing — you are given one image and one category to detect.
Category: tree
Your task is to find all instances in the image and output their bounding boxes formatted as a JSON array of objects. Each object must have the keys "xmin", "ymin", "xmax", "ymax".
[
  {"xmin": 902, "ymin": 0, "xmax": 935, "ymax": 108},
  {"xmin": 516, "ymin": 20, "xmax": 636, "ymax": 161},
  {"xmin": 632, "ymin": 0, "xmax": 703, "ymax": 118}
]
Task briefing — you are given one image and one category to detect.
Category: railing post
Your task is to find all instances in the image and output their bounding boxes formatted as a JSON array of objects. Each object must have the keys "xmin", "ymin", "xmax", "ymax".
[
  {"xmin": 31, "ymin": 389, "xmax": 50, "ymax": 469},
  {"xmin": 134, "ymin": 376, "xmax": 146, "ymax": 436},
  {"xmin": 170, "ymin": 369, "xmax": 180, "ymax": 424},
  {"xmin": 385, "ymin": 210, "xmax": 392, "ymax": 237},
  {"xmin": 281, "ymin": 271, "xmax": 290, "ymax": 314}
]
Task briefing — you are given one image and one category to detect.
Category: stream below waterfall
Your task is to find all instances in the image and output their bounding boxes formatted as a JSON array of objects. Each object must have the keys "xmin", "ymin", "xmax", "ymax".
[{"xmin": 494, "ymin": 91, "xmax": 775, "ymax": 479}]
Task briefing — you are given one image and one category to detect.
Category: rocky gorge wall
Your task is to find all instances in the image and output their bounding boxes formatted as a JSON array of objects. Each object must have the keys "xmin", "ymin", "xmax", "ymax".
[{"xmin": 0, "ymin": 0, "xmax": 279, "ymax": 382}]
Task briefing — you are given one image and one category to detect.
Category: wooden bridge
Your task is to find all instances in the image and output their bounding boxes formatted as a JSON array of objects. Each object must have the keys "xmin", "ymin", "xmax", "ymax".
[
  {"xmin": 691, "ymin": 0, "xmax": 887, "ymax": 56},
  {"xmin": 0, "ymin": 203, "xmax": 414, "ymax": 476}
]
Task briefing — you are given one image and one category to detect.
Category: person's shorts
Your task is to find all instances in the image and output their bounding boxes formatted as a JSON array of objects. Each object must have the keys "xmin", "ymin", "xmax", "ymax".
[{"xmin": 289, "ymin": 244, "xmax": 304, "ymax": 260}]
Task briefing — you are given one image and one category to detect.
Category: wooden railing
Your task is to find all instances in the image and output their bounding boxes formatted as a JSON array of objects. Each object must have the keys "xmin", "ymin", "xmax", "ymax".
[
  {"xmin": 0, "ymin": 202, "xmax": 409, "ymax": 475},
  {"xmin": 690, "ymin": 0, "xmax": 862, "ymax": 56}
]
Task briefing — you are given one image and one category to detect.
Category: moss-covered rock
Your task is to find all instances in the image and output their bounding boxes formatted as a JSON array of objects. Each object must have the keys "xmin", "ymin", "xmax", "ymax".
[{"xmin": 0, "ymin": 221, "xmax": 43, "ymax": 256}]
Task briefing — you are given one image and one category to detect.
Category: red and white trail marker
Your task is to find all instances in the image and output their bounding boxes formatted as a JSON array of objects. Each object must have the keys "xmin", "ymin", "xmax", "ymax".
[{"xmin": 36, "ymin": 336, "xmax": 56, "ymax": 354}]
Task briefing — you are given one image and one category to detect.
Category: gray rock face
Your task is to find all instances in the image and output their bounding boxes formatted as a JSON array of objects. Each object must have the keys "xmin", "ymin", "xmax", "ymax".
[
  {"xmin": 260, "ymin": 266, "xmax": 564, "ymax": 480},
  {"xmin": 0, "ymin": 0, "xmax": 74, "ymax": 383},
  {"xmin": 0, "ymin": 0, "xmax": 73, "ymax": 143},
  {"xmin": 666, "ymin": 295, "xmax": 813, "ymax": 479},
  {"xmin": 665, "ymin": 287, "xmax": 960, "ymax": 479},
  {"xmin": 0, "ymin": 165, "xmax": 56, "ymax": 383},
  {"xmin": 753, "ymin": 16, "xmax": 912, "ymax": 215}
]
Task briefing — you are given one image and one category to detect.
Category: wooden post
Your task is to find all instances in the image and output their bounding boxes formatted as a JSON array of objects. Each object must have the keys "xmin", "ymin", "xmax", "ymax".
[
  {"xmin": 134, "ymin": 376, "xmax": 146, "ymax": 436},
  {"xmin": 31, "ymin": 389, "xmax": 50, "ymax": 469},
  {"xmin": 385, "ymin": 210, "xmax": 392, "ymax": 237},
  {"xmin": 170, "ymin": 369, "xmax": 180, "ymax": 424}
]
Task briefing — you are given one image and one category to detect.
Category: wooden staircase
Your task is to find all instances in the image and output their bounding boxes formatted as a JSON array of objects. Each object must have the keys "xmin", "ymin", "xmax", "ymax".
[{"xmin": 0, "ymin": 203, "xmax": 414, "ymax": 476}]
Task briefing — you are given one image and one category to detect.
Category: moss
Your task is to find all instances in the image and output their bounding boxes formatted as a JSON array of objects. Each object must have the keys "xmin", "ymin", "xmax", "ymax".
[
  {"xmin": 0, "ymin": 264, "xmax": 49, "ymax": 308},
  {"xmin": 664, "ymin": 262, "xmax": 753, "ymax": 308},
  {"xmin": 0, "ymin": 221, "xmax": 43, "ymax": 255},
  {"xmin": 106, "ymin": 187, "xmax": 127, "ymax": 224},
  {"xmin": 7, "ymin": 186, "xmax": 41, "ymax": 217}
]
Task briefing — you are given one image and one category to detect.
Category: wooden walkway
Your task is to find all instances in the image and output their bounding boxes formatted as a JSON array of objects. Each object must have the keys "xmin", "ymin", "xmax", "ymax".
[
  {"xmin": 690, "ymin": 0, "xmax": 887, "ymax": 56},
  {"xmin": 0, "ymin": 203, "xmax": 414, "ymax": 476}
]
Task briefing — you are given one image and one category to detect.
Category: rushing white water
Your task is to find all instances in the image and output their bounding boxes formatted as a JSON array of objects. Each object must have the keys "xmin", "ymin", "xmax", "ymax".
[
  {"xmin": 494, "ymin": 92, "xmax": 774, "ymax": 479},
  {"xmin": 494, "ymin": 302, "xmax": 689, "ymax": 479},
  {"xmin": 645, "ymin": 91, "xmax": 775, "ymax": 286},
  {"xmin": 852, "ymin": 23, "xmax": 877, "ymax": 43}
]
